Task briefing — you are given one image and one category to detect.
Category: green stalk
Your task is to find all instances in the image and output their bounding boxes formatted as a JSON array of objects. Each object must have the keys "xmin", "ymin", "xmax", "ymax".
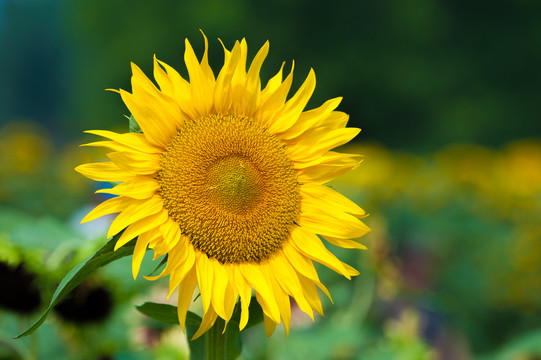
[{"xmin": 205, "ymin": 317, "xmax": 226, "ymax": 360}]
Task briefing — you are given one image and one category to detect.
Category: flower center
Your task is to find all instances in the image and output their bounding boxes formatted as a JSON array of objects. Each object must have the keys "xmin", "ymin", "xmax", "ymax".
[
  {"xmin": 207, "ymin": 156, "xmax": 263, "ymax": 214},
  {"xmin": 157, "ymin": 114, "xmax": 300, "ymax": 263}
]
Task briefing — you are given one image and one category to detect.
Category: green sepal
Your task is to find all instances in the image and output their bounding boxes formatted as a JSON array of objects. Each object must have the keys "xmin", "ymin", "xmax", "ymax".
[
  {"xmin": 128, "ymin": 114, "xmax": 142, "ymax": 133},
  {"xmin": 147, "ymin": 255, "xmax": 168, "ymax": 277}
]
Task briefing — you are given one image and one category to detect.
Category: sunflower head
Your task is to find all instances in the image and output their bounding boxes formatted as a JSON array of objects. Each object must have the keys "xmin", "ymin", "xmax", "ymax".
[{"xmin": 76, "ymin": 32, "xmax": 370, "ymax": 339}]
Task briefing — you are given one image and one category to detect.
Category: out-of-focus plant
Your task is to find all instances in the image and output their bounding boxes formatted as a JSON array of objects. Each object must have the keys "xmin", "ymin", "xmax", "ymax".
[
  {"xmin": 0, "ymin": 121, "xmax": 107, "ymax": 220},
  {"xmin": 335, "ymin": 140, "xmax": 541, "ymax": 357}
]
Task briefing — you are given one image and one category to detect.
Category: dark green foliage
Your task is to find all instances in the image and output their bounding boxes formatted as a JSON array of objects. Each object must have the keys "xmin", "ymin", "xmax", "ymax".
[
  {"xmin": 16, "ymin": 231, "xmax": 134, "ymax": 338},
  {"xmin": 136, "ymin": 300, "xmax": 264, "ymax": 359}
]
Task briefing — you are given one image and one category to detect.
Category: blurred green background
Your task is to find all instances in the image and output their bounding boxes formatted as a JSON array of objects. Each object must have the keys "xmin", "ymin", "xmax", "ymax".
[{"xmin": 1, "ymin": 1, "xmax": 541, "ymax": 359}]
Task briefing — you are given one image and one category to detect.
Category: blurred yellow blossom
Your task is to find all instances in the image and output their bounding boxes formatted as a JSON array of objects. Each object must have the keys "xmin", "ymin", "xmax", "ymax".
[{"xmin": 0, "ymin": 121, "xmax": 52, "ymax": 175}]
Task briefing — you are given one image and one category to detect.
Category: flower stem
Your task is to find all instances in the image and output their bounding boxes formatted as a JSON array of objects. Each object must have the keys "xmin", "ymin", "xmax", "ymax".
[{"xmin": 205, "ymin": 317, "xmax": 226, "ymax": 360}]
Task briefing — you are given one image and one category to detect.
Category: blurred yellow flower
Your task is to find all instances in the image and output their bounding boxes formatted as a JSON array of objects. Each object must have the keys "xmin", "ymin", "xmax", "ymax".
[
  {"xmin": 337, "ymin": 143, "xmax": 425, "ymax": 208},
  {"xmin": 0, "ymin": 121, "xmax": 52, "ymax": 175},
  {"xmin": 501, "ymin": 141, "xmax": 541, "ymax": 196},
  {"xmin": 435, "ymin": 143, "xmax": 495, "ymax": 191},
  {"xmin": 76, "ymin": 34, "xmax": 370, "ymax": 338}
]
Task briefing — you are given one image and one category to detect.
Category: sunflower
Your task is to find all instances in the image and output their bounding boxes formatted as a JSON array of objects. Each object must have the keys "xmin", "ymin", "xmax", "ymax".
[{"xmin": 76, "ymin": 33, "xmax": 370, "ymax": 339}]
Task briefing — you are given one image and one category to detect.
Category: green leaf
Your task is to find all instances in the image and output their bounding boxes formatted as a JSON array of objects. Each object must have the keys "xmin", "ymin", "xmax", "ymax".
[
  {"xmin": 128, "ymin": 114, "xmax": 142, "ymax": 133},
  {"xmin": 135, "ymin": 302, "xmax": 202, "ymax": 327},
  {"xmin": 136, "ymin": 299, "xmax": 263, "ymax": 360},
  {"xmin": 16, "ymin": 232, "xmax": 135, "ymax": 338},
  {"xmin": 135, "ymin": 301, "xmax": 206, "ymax": 359}
]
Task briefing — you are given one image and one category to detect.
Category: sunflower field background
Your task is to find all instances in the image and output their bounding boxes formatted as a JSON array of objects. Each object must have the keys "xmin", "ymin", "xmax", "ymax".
[{"xmin": 1, "ymin": 1, "xmax": 541, "ymax": 359}]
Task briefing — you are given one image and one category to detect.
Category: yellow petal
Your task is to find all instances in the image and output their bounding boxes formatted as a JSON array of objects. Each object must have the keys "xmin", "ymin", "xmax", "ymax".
[
  {"xmin": 75, "ymin": 162, "xmax": 135, "ymax": 182},
  {"xmin": 239, "ymin": 262, "xmax": 281, "ymax": 324},
  {"xmin": 299, "ymin": 183, "xmax": 366, "ymax": 217},
  {"xmin": 96, "ymin": 177, "xmax": 160, "ymax": 200},
  {"xmin": 167, "ymin": 241, "xmax": 195, "ymax": 298},
  {"xmin": 132, "ymin": 229, "xmax": 160, "ymax": 280},
  {"xmin": 84, "ymin": 130, "xmax": 162, "ymax": 153},
  {"xmin": 289, "ymin": 226, "xmax": 357, "ymax": 279},
  {"xmin": 262, "ymin": 266, "xmax": 291, "ymax": 336},
  {"xmin": 222, "ymin": 274, "xmax": 237, "ymax": 329},
  {"xmin": 214, "ymin": 40, "xmax": 242, "ymax": 114},
  {"xmin": 233, "ymin": 266, "xmax": 252, "ymax": 331},
  {"xmin": 323, "ymin": 236, "xmax": 368, "ymax": 250},
  {"xmin": 267, "ymin": 68, "xmax": 316, "ymax": 135},
  {"xmin": 298, "ymin": 201, "xmax": 370, "ymax": 240},
  {"xmin": 107, "ymin": 151, "xmax": 161, "ymax": 175},
  {"xmin": 153, "ymin": 55, "xmax": 173, "ymax": 95},
  {"xmin": 229, "ymin": 39, "xmax": 249, "ymax": 114},
  {"xmin": 296, "ymin": 153, "xmax": 362, "ymax": 184},
  {"xmin": 260, "ymin": 61, "xmax": 285, "ymax": 104},
  {"xmin": 177, "ymin": 267, "xmax": 197, "ymax": 332},
  {"xmin": 184, "ymin": 38, "xmax": 214, "ymax": 117},
  {"xmin": 107, "ymin": 195, "xmax": 163, "ymax": 238},
  {"xmin": 262, "ymin": 311, "xmax": 277, "ymax": 337},
  {"xmin": 268, "ymin": 253, "xmax": 313, "ymax": 320},
  {"xmin": 146, "ymin": 238, "xmax": 190, "ymax": 281},
  {"xmin": 279, "ymin": 97, "xmax": 342, "ymax": 140},
  {"xmin": 81, "ymin": 140, "xmax": 140, "ymax": 153},
  {"xmin": 196, "ymin": 253, "xmax": 214, "ymax": 313},
  {"xmin": 242, "ymin": 40, "xmax": 269, "ymax": 116},
  {"xmin": 294, "ymin": 151, "xmax": 362, "ymax": 169},
  {"xmin": 287, "ymin": 127, "xmax": 360, "ymax": 163},
  {"xmin": 120, "ymin": 89, "xmax": 175, "ymax": 148},
  {"xmin": 256, "ymin": 63, "xmax": 294, "ymax": 126},
  {"xmin": 114, "ymin": 210, "xmax": 168, "ymax": 251},
  {"xmin": 282, "ymin": 242, "xmax": 332, "ymax": 302},
  {"xmin": 158, "ymin": 218, "xmax": 181, "ymax": 254},
  {"xmin": 282, "ymin": 241, "xmax": 319, "ymax": 282},
  {"xmin": 155, "ymin": 58, "xmax": 199, "ymax": 120},
  {"xmin": 80, "ymin": 196, "xmax": 131, "ymax": 223},
  {"xmin": 192, "ymin": 305, "xmax": 219, "ymax": 340},
  {"xmin": 322, "ymin": 110, "xmax": 350, "ymax": 130},
  {"xmin": 297, "ymin": 273, "xmax": 324, "ymax": 316},
  {"xmin": 130, "ymin": 63, "xmax": 182, "ymax": 131},
  {"xmin": 209, "ymin": 258, "xmax": 229, "ymax": 320},
  {"xmin": 198, "ymin": 30, "xmax": 215, "ymax": 84}
]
